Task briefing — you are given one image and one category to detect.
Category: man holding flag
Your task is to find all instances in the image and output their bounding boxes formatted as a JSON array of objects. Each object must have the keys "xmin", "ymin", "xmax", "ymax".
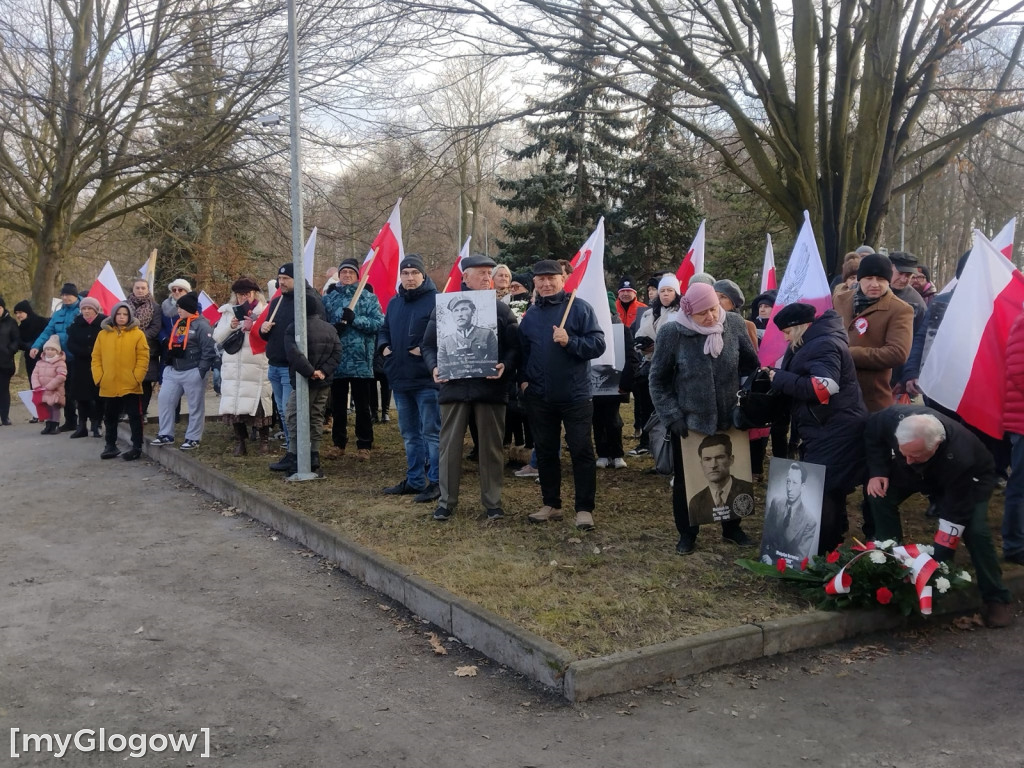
[{"xmin": 518, "ymin": 259, "xmax": 606, "ymax": 530}]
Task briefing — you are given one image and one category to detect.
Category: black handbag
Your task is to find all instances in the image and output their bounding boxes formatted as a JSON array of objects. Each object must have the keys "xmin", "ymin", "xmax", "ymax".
[
  {"xmin": 220, "ymin": 329, "xmax": 245, "ymax": 355},
  {"xmin": 732, "ymin": 368, "xmax": 782, "ymax": 430},
  {"xmin": 644, "ymin": 413, "xmax": 673, "ymax": 476}
]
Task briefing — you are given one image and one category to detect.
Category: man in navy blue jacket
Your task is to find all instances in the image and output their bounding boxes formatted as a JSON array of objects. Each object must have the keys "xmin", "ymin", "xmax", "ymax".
[
  {"xmin": 377, "ymin": 255, "xmax": 441, "ymax": 503},
  {"xmin": 518, "ymin": 259, "xmax": 605, "ymax": 530}
]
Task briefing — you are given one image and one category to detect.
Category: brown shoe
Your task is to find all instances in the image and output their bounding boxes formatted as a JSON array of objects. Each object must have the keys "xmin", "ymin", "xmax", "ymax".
[
  {"xmin": 982, "ymin": 601, "xmax": 1013, "ymax": 628},
  {"xmin": 528, "ymin": 505, "xmax": 563, "ymax": 523},
  {"xmin": 232, "ymin": 439, "xmax": 247, "ymax": 457},
  {"xmin": 574, "ymin": 510, "xmax": 595, "ymax": 530},
  {"xmin": 357, "ymin": 448, "xmax": 371, "ymax": 460}
]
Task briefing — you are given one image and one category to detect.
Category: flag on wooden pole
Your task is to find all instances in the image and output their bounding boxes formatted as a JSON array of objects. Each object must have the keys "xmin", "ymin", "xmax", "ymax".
[
  {"xmin": 674, "ymin": 219, "xmax": 706, "ymax": 288},
  {"xmin": 87, "ymin": 261, "xmax": 127, "ymax": 314}
]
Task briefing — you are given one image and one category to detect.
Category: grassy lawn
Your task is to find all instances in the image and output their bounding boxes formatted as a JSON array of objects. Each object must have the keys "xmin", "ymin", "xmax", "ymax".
[{"xmin": 181, "ymin": 402, "xmax": 1020, "ymax": 659}]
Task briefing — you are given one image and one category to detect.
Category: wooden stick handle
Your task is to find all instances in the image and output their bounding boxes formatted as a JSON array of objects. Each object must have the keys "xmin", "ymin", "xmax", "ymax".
[
  {"xmin": 558, "ymin": 290, "xmax": 577, "ymax": 329},
  {"xmin": 267, "ymin": 296, "xmax": 282, "ymax": 324},
  {"xmin": 348, "ymin": 246, "xmax": 380, "ymax": 310}
]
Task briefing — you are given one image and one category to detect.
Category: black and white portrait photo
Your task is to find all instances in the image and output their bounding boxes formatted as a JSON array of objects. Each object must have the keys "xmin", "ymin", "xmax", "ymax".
[
  {"xmin": 759, "ymin": 458, "xmax": 826, "ymax": 567},
  {"xmin": 435, "ymin": 290, "xmax": 499, "ymax": 380},
  {"xmin": 682, "ymin": 430, "xmax": 756, "ymax": 525}
]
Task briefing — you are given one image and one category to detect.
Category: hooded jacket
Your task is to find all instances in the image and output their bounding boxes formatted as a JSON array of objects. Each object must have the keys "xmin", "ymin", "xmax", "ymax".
[
  {"xmin": 31, "ymin": 298, "xmax": 81, "ymax": 357},
  {"xmin": 91, "ymin": 302, "xmax": 149, "ymax": 398},
  {"xmin": 421, "ymin": 287, "xmax": 521, "ymax": 405},
  {"xmin": 213, "ymin": 295, "xmax": 274, "ymax": 418},
  {"xmin": 649, "ymin": 311, "xmax": 759, "ymax": 436},
  {"xmin": 14, "ymin": 301, "xmax": 48, "ymax": 364},
  {"xmin": 0, "ymin": 310, "xmax": 18, "ymax": 373},
  {"xmin": 66, "ymin": 310, "xmax": 107, "ymax": 400},
  {"xmin": 377, "ymin": 277, "xmax": 439, "ymax": 393},
  {"xmin": 517, "ymin": 290, "xmax": 606, "ymax": 404},
  {"xmin": 31, "ymin": 338, "xmax": 67, "ymax": 406},
  {"xmin": 257, "ymin": 284, "xmax": 326, "ymax": 367},
  {"xmin": 165, "ymin": 312, "xmax": 218, "ymax": 376},
  {"xmin": 285, "ymin": 315, "xmax": 342, "ymax": 390},
  {"xmin": 770, "ymin": 310, "xmax": 867, "ymax": 492},
  {"xmin": 323, "ymin": 281, "xmax": 385, "ymax": 379}
]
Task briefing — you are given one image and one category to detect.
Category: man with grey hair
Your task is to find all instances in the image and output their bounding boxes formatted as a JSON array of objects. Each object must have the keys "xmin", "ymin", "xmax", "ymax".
[{"xmin": 864, "ymin": 405, "xmax": 1013, "ymax": 627}]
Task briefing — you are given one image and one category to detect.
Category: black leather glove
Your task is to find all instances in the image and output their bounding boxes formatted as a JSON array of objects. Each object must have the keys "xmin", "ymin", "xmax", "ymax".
[
  {"xmin": 340, "ymin": 307, "xmax": 355, "ymax": 326},
  {"xmin": 670, "ymin": 418, "xmax": 689, "ymax": 438}
]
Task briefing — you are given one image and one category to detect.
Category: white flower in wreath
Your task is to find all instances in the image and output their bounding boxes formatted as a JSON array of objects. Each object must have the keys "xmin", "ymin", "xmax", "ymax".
[
  {"xmin": 938, "ymin": 561, "xmax": 950, "ymax": 574},
  {"xmin": 876, "ymin": 539, "xmax": 896, "ymax": 550},
  {"xmin": 935, "ymin": 576, "xmax": 951, "ymax": 594},
  {"xmin": 959, "ymin": 571, "xmax": 972, "ymax": 583},
  {"xmin": 918, "ymin": 544, "xmax": 935, "ymax": 556},
  {"xmin": 869, "ymin": 551, "xmax": 887, "ymax": 564}
]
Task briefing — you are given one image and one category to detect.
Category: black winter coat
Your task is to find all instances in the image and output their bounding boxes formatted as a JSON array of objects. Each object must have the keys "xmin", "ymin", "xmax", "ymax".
[
  {"xmin": 15, "ymin": 306, "xmax": 47, "ymax": 368},
  {"xmin": 0, "ymin": 312, "xmax": 19, "ymax": 373},
  {"xmin": 258, "ymin": 285, "xmax": 326, "ymax": 367},
  {"xmin": 285, "ymin": 316, "xmax": 342, "ymax": 390},
  {"xmin": 421, "ymin": 290, "xmax": 521, "ymax": 405},
  {"xmin": 65, "ymin": 313, "xmax": 107, "ymax": 400},
  {"xmin": 376, "ymin": 278, "xmax": 438, "ymax": 393},
  {"xmin": 864, "ymin": 404, "xmax": 996, "ymax": 529},
  {"xmin": 770, "ymin": 310, "xmax": 867, "ymax": 493}
]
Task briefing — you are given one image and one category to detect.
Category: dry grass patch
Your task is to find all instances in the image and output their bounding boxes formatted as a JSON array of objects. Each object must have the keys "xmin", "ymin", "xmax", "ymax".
[{"xmin": 188, "ymin": 408, "xmax": 1016, "ymax": 658}]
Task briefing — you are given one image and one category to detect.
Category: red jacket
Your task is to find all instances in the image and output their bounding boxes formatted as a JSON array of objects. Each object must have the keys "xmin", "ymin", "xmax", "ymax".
[
  {"xmin": 1005, "ymin": 310, "xmax": 1024, "ymax": 435},
  {"xmin": 616, "ymin": 299, "xmax": 646, "ymax": 329}
]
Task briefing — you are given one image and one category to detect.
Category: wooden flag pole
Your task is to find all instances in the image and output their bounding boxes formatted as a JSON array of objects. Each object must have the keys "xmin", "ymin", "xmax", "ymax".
[
  {"xmin": 441, "ymin": 275, "xmax": 452, "ymax": 293},
  {"xmin": 558, "ymin": 289, "xmax": 577, "ymax": 329},
  {"xmin": 347, "ymin": 246, "xmax": 380, "ymax": 310}
]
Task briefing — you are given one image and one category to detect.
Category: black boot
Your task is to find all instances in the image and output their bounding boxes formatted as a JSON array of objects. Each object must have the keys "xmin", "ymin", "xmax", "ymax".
[
  {"xmin": 310, "ymin": 452, "xmax": 320, "ymax": 471},
  {"xmin": 42, "ymin": 421, "xmax": 59, "ymax": 435},
  {"xmin": 91, "ymin": 423, "xmax": 102, "ymax": 438},
  {"xmin": 101, "ymin": 443, "xmax": 121, "ymax": 459},
  {"xmin": 58, "ymin": 418, "xmax": 77, "ymax": 433},
  {"xmin": 69, "ymin": 425, "xmax": 89, "ymax": 438},
  {"xmin": 269, "ymin": 452, "xmax": 297, "ymax": 472}
]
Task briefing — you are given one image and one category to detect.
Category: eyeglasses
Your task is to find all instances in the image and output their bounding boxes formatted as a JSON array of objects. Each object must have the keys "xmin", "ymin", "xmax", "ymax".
[{"xmin": 170, "ymin": 288, "xmax": 186, "ymax": 293}]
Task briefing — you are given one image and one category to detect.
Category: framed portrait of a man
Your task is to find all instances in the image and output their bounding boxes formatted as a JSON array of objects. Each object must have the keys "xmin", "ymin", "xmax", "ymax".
[
  {"xmin": 435, "ymin": 290, "xmax": 499, "ymax": 380},
  {"xmin": 681, "ymin": 429, "xmax": 756, "ymax": 525},
  {"xmin": 759, "ymin": 458, "xmax": 826, "ymax": 567}
]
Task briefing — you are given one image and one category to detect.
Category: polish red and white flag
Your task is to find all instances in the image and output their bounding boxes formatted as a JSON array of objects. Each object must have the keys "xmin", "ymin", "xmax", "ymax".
[
  {"xmin": 197, "ymin": 291, "xmax": 221, "ymax": 325},
  {"xmin": 919, "ymin": 230, "xmax": 1024, "ymax": 438},
  {"xmin": 674, "ymin": 219, "xmax": 706, "ymax": 288},
  {"xmin": 86, "ymin": 261, "xmax": 127, "ymax": 314},
  {"xmin": 938, "ymin": 217, "xmax": 1015, "ymax": 294},
  {"xmin": 565, "ymin": 218, "xmax": 618, "ymax": 389},
  {"xmin": 361, "ymin": 199, "xmax": 404, "ymax": 311},
  {"xmin": 443, "ymin": 237, "xmax": 471, "ymax": 293},
  {"xmin": 758, "ymin": 212, "xmax": 833, "ymax": 367},
  {"xmin": 760, "ymin": 234, "xmax": 777, "ymax": 293}
]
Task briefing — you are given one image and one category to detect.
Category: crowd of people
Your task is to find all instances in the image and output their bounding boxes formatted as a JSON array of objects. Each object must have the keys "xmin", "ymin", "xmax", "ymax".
[{"xmin": 1, "ymin": 244, "xmax": 1019, "ymax": 627}]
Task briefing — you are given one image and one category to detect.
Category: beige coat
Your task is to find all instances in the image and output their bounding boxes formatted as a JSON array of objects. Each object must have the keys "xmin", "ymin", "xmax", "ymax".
[{"xmin": 833, "ymin": 289, "xmax": 913, "ymax": 413}]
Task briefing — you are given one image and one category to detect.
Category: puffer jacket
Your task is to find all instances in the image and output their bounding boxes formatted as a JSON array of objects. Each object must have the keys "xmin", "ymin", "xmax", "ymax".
[
  {"xmin": 1005, "ymin": 309, "xmax": 1024, "ymax": 435},
  {"xmin": 31, "ymin": 299, "xmax": 81, "ymax": 356},
  {"xmin": 258, "ymin": 285, "xmax": 326, "ymax": 367},
  {"xmin": 31, "ymin": 351, "xmax": 67, "ymax": 406},
  {"xmin": 14, "ymin": 302, "xmax": 47, "ymax": 367},
  {"xmin": 323, "ymin": 281, "xmax": 385, "ymax": 379},
  {"xmin": 421, "ymin": 289, "xmax": 521, "ymax": 405},
  {"xmin": 65, "ymin": 312, "xmax": 107, "ymax": 400},
  {"xmin": 165, "ymin": 313, "xmax": 218, "ymax": 376},
  {"xmin": 770, "ymin": 310, "xmax": 867, "ymax": 492},
  {"xmin": 377, "ymin": 277, "xmax": 438, "ymax": 393},
  {"xmin": 285, "ymin": 316, "xmax": 342, "ymax": 389},
  {"xmin": 91, "ymin": 304, "xmax": 149, "ymax": 398},
  {"xmin": 517, "ymin": 290, "xmax": 606, "ymax": 403},
  {"xmin": 0, "ymin": 311, "xmax": 18, "ymax": 373},
  {"xmin": 213, "ymin": 297, "xmax": 274, "ymax": 418},
  {"xmin": 635, "ymin": 303, "xmax": 679, "ymax": 360},
  {"xmin": 649, "ymin": 311, "xmax": 759, "ymax": 436}
]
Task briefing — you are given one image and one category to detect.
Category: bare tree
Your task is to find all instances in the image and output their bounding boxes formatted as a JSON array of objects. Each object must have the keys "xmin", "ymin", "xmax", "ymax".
[{"xmin": 424, "ymin": 0, "xmax": 1024, "ymax": 273}]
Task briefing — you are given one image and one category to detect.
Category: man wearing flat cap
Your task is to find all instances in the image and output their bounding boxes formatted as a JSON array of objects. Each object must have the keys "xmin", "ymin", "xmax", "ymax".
[
  {"xmin": 517, "ymin": 258, "xmax": 606, "ymax": 530},
  {"xmin": 422, "ymin": 253, "xmax": 520, "ymax": 521}
]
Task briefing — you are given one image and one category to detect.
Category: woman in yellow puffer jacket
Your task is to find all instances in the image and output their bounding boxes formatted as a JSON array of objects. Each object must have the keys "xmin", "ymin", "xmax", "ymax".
[{"xmin": 92, "ymin": 301, "xmax": 149, "ymax": 461}]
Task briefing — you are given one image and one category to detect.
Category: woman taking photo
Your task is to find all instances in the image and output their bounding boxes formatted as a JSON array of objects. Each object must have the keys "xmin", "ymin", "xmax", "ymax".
[
  {"xmin": 213, "ymin": 277, "xmax": 274, "ymax": 456},
  {"xmin": 92, "ymin": 302, "xmax": 149, "ymax": 460},
  {"xmin": 65, "ymin": 297, "xmax": 106, "ymax": 438},
  {"xmin": 649, "ymin": 282, "xmax": 759, "ymax": 555},
  {"xmin": 766, "ymin": 303, "xmax": 867, "ymax": 552}
]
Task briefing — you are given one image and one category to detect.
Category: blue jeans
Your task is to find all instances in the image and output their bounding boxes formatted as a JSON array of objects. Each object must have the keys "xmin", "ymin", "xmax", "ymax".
[
  {"xmin": 393, "ymin": 388, "xmax": 440, "ymax": 488},
  {"xmin": 267, "ymin": 365, "xmax": 293, "ymax": 446},
  {"xmin": 1003, "ymin": 432, "xmax": 1024, "ymax": 558}
]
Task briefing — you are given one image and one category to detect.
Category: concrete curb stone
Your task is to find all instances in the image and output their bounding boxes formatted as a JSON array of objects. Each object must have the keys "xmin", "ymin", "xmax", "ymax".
[{"xmin": 121, "ymin": 426, "xmax": 1023, "ymax": 701}]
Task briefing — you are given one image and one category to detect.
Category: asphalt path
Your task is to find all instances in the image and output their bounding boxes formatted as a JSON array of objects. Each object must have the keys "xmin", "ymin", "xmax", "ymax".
[{"xmin": 2, "ymin": 422, "xmax": 1021, "ymax": 767}]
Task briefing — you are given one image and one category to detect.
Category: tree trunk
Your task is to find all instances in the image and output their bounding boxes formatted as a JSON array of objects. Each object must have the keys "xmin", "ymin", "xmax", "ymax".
[{"xmin": 31, "ymin": 228, "xmax": 68, "ymax": 314}]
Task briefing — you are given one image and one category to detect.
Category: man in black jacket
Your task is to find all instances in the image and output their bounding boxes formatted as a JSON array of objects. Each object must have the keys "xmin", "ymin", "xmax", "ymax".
[
  {"xmin": 518, "ymin": 259, "xmax": 606, "ymax": 530},
  {"xmin": 422, "ymin": 254, "xmax": 520, "ymax": 522},
  {"xmin": 269, "ymin": 299, "xmax": 341, "ymax": 475},
  {"xmin": 258, "ymin": 262, "xmax": 325, "ymax": 448},
  {"xmin": 865, "ymin": 405, "xmax": 1012, "ymax": 627}
]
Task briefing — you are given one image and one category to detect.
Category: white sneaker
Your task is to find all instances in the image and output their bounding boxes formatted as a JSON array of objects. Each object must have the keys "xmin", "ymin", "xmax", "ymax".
[
  {"xmin": 514, "ymin": 465, "xmax": 539, "ymax": 478},
  {"xmin": 595, "ymin": 457, "xmax": 610, "ymax": 468},
  {"xmin": 612, "ymin": 457, "xmax": 627, "ymax": 469}
]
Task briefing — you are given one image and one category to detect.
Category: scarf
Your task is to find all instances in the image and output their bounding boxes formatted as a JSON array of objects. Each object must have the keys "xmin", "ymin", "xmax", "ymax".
[
  {"xmin": 127, "ymin": 293, "xmax": 155, "ymax": 329},
  {"xmin": 675, "ymin": 310, "xmax": 725, "ymax": 358},
  {"xmin": 168, "ymin": 314, "xmax": 196, "ymax": 351},
  {"xmin": 853, "ymin": 287, "xmax": 885, "ymax": 316}
]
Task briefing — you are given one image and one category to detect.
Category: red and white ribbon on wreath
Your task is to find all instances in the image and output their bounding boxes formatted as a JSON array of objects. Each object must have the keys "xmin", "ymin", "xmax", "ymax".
[{"xmin": 821, "ymin": 543, "xmax": 940, "ymax": 615}]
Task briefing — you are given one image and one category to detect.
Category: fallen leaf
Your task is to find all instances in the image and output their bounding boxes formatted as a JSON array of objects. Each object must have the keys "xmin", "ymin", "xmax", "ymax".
[
  {"xmin": 952, "ymin": 614, "xmax": 984, "ymax": 630},
  {"xmin": 427, "ymin": 632, "xmax": 447, "ymax": 655},
  {"xmin": 567, "ymin": 538, "xmax": 581, "ymax": 544},
  {"xmin": 592, "ymin": 547, "xmax": 601, "ymax": 555},
  {"xmin": 133, "ymin": 626, "xmax": 144, "ymax": 634},
  {"xmin": 455, "ymin": 665, "xmax": 478, "ymax": 677}
]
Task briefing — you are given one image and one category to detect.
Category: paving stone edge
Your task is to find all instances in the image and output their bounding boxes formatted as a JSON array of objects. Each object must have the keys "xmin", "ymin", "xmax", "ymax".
[{"xmin": 122, "ymin": 426, "xmax": 1023, "ymax": 702}]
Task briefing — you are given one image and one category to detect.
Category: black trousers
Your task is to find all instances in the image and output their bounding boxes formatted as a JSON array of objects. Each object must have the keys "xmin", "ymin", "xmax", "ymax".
[
  {"xmin": 0, "ymin": 369, "xmax": 12, "ymax": 421},
  {"xmin": 592, "ymin": 396, "xmax": 624, "ymax": 459},
  {"xmin": 633, "ymin": 375, "xmax": 653, "ymax": 449},
  {"xmin": 370, "ymin": 372, "xmax": 391, "ymax": 416},
  {"xmin": 670, "ymin": 432, "xmax": 743, "ymax": 541},
  {"xmin": 526, "ymin": 392, "xmax": 596, "ymax": 512},
  {"xmin": 331, "ymin": 377, "xmax": 374, "ymax": 449},
  {"xmin": 103, "ymin": 394, "xmax": 143, "ymax": 450}
]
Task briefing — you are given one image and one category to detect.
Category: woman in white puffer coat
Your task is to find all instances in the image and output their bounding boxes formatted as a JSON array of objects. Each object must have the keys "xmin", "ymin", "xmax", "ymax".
[{"xmin": 213, "ymin": 277, "xmax": 274, "ymax": 455}]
